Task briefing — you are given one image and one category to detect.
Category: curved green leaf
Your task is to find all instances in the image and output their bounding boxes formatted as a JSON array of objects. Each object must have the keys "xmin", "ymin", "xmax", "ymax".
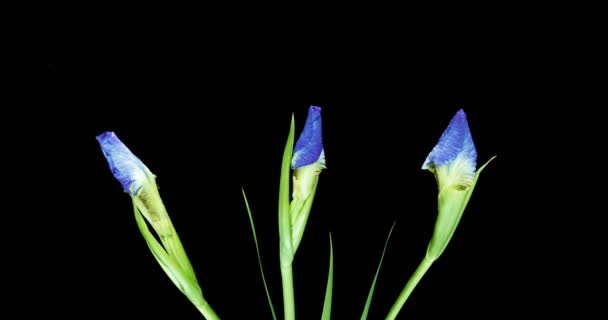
[
  {"xmin": 242, "ymin": 187, "xmax": 277, "ymax": 320},
  {"xmin": 321, "ymin": 233, "xmax": 334, "ymax": 320},
  {"xmin": 361, "ymin": 221, "xmax": 397, "ymax": 320}
]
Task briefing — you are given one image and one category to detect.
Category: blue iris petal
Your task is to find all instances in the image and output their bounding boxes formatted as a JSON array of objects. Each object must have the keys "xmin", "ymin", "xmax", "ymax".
[
  {"xmin": 422, "ymin": 109, "xmax": 477, "ymax": 171},
  {"xmin": 292, "ymin": 106, "xmax": 324, "ymax": 169},
  {"xmin": 97, "ymin": 132, "xmax": 149, "ymax": 195}
]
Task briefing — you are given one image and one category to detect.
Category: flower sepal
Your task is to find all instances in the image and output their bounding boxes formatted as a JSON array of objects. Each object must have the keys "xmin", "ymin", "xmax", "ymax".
[{"xmin": 427, "ymin": 156, "xmax": 495, "ymax": 260}]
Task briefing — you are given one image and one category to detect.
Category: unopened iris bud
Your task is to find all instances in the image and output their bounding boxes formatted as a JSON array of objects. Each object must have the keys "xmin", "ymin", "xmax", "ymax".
[
  {"xmin": 96, "ymin": 131, "xmax": 153, "ymax": 196},
  {"xmin": 289, "ymin": 106, "xmax": 326, "ymax": 252},
  {"xmin": 97, "ymin": 131, "xmax": 171, "ymax": 237},
  {"xmin": 422, "ymin": 109, "xmax": 493, "ymax": 260},
  {"xmin": 422, "ymin": 109, "xmax": 477, "ymax": 191},
  {"xmin": 291, "ymin": 105, "xmax": 326, "ymax": 202}
]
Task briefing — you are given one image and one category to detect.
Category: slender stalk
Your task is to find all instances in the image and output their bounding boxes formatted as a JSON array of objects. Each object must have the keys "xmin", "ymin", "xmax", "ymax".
[
  {"xmin": 193, "ymin": 298, "xmax": 221, "ymax": 320},
  {"xmin": 280, "ymin": 263, "xmax": 296, "ymax": 320},
  {"xmin": 385, "ymin": 256, "xmax": 434, "ymax": 320}
]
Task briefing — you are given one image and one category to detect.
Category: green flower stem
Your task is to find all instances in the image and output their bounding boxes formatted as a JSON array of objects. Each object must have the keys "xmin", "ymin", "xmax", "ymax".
[
  {"xmin": 281, "ymin": 263, "xmax": 296, "ymax": 320},
  {"xmin": 385, "ymin": 256, "xmax": 434, "ymax": 320},
  {"xmin": 193, "ymin": 298, "xmax": 221, "ymax": 320}
]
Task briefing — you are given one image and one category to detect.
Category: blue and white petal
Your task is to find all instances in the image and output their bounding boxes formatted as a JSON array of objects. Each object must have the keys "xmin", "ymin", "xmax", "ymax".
[
  {"xmin": 422, "ymin": 109, "xmax": 477, "ymax": 189},
  {"xmin": 96, "ymin": 132, "xmax": 152, "ymax": 195},
  {"xmin": 292, "ymin": 106, "xmax": 325, "ymax": 169}
]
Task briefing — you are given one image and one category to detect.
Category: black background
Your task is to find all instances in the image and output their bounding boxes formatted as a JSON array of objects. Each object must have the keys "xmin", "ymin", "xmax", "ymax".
[{"xmin": 33, "ymin": 60, "xmax": 560, "ymax": 319}]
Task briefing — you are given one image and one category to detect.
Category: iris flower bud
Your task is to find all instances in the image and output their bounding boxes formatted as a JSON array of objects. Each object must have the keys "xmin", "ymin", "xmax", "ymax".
[
  {"xmin": 422, "ymin": 110, "xmax": 494, "ymax": 260},
  {"xmin": 97, "ymin": 131, "xmax": 171, "ymax": 237}
]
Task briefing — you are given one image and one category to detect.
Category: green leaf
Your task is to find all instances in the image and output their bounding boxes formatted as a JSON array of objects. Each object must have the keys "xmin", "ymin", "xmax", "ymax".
[
  {"xmin": 279, "ymin": 114, "xmax": 297, "ymax": 320},
  {"xmin": 290, "ymin": 176, "xmax": 319, "ymax": 252},
  {"xmin": 427, "ymin": 155, "xmax": 496, "ymax": 259},
  {"xmin": 321, "ymin": 233, "xmax": 334, "ymax": 320},
  {"xmin": 132, "ymin": 197, "xmax": 202, "ymax": 300},
  {"xmin": 132, "ymin": 192, "xmax": 199, "ymax": 285},
  {"xmin": 241, "ymin": 187, "xmax": 278, "ymax": 320},
  {"xmin": 279, "ymin": 114, "xmax": 295, "ymax": 266},
  {"xmin": 162, "ymin": 223, "xmax": 200, "ymax": 286},
  {"xmin": 461, "ymin": 155, "xmax": 496, "ymax": 216},
  {"xmin": 133, "ymin": 197, "xmax": 223, "ymax": 319},
  {"xmin": 361, "ymin": 221, "xmax": 397, "ymax": 320}
]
